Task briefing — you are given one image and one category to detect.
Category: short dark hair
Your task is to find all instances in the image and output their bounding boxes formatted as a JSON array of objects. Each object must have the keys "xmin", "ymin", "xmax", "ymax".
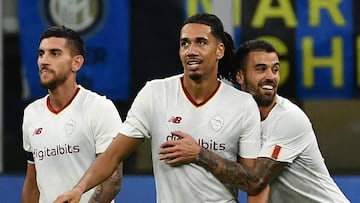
[
  {"xmin": 183, "ymin": 13, "xmax": 224, "ymax": 42},
  {"xmin": 234, "ymin": 39, "xmax": 278, "ymax": 72},
  {"xmin": 40, "ymin": 25, "xmax": 86, "ymax": 57},
  {"xmin": 182, "ymin": 13, "xmax": 235, "ymax": 81}
]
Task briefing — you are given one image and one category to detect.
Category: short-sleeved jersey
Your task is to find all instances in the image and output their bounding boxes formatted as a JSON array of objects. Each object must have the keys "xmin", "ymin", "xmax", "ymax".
[
  {"xmin": 22, "ymin": 86, "xmax": 122, "ymax": 203},
  {"xmin": 120, "ymin": 74, "xmax": 261, "ymax": 203},
  {"xmin": 258, "ymin": 95, "xmax": 349, "ymax": 203}
]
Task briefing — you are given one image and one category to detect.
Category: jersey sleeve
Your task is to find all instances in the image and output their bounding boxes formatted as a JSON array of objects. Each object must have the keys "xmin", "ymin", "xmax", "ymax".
[
  {"xmin": 120, "ymin": 82, "xmax": 153, "ymax": 139},
  {"xmin": 88, "ymin": 97, "xmax": 123, "ymax": 154},
  {"xmin": 22, "ymin": 106, "xmax": 36, "ymax": 164},
  {"xmin": 258, "ymin": 110, "xmax": 314, "ymax": 163},
  {"xmin": 238, "ymin": 97, "xmax": 262, "ymax": 159},
  {"xmin": 22, "ymin": 107, "xmax": 32, "ymax": 152}
]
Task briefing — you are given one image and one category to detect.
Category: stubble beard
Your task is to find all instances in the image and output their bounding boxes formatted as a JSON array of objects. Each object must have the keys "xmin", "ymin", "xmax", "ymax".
[
  {"xmin": 189, "ymin": 72, "xmax": 202, "ymax": 81},
  {"xmin": 244, "ymin": 79, "xmax": 275, "ymax": 107},
  {"xmin": 253, "ymin": 93, "xmax": 274, "ymax": 107},
  {"xmin": 40, "ymin": 72, "xmax": 68, "ymax": 90}
]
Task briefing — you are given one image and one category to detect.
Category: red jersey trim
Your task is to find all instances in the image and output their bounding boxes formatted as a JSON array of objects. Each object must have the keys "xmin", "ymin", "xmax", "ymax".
[
  {"xmin": 47, "ymin": 87, "xmax": 80, "ymax": 114},
  {"xmin": 180, "ymin": 77, "xmax": 221, "ymax": 107}
]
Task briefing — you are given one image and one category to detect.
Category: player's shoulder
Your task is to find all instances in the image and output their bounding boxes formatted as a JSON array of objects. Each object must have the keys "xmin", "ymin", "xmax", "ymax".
[
  {"xmin": 79, "ymin": 85, "xmax": 105, "ymax": 98},
  {"xmin": 220, "ymin": 80, "xmax": 254, "ymax": 100},
  {"xmin": 78, "ymin": 85, "xmax": 114, "ymax": 106},
  {"xmin": 147, "ymin": 74, "xmax": 181, "ymax": 85},
  {"xmin": 274, "ymin": 95, "xmax": 310, "ymax": 122},
  {"xmin": 24, "ymin": 95, "xmax": 47, "ymax": 112},
  {"xmin": 142, "ymin": 74, "xmax": 182, "ymax": 92},
  {"xmin": 276, "ymin": 95, "xmax": 302, "ymax": 112}
]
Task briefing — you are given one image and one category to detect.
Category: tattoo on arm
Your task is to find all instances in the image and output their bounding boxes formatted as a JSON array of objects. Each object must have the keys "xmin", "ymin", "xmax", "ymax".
[
  {"xmin": 89, "ymin": 162, "xmax": 123, "ymax": 203},
  {"xmin": 196, "ymin": 148, "xmax": 287, "ymax": 195},
  {"xmin": 196, "ymin": 148, "xmax": 284, "ymax": 195},
  {"xmin": 197, "ymin": 148, "xmax": 256, "ymax": 191}
]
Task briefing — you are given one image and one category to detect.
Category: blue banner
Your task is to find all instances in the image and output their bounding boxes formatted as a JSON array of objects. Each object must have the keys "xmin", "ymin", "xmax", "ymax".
[
  {"xmin": 18, "ymin": 0, "xmax": 130, "ymax": 100},
  {"xmin": 296, "ymin": 0, "xmax": 354, "ymax": 99}
]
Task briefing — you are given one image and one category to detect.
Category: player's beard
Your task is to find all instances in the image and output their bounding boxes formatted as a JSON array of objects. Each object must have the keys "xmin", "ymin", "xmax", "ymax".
[
  {"xmin": 189, "ymin": 72, "xmax": 202, "ymax": 81},
  {"xmin": 253, "ymin": 93, "xmax": 274, "ymax": 107},
  {"xmin": 40, "ymin": 70, "xmax": 69, "ymax": 90},
  {"xmin": 243, "ymin": 78, "xmax": 275, "ymax": 107}
]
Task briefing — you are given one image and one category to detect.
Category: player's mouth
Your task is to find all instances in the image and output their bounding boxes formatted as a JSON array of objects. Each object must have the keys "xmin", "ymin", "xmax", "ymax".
[
  {"xmin": 260, "ymin": 83, "xmax": 276, "ymax": 95},
  {"xmin": 186, "ymin": 60, "xmax": 202, "ymax": 71},
  {"xmin": 39, "ymin": 69, "xmax": 47, "ymax": 74},
  {"xmin": 187, "ymin": 60, "xmax": 201, "ymax": 65},
  {"xmin": 261, "ymin": 84, "xmax": 274, "ymax": 90},
  {"xmin": 39, "ymin": 68, "xmax": 54, "ymax": 76}
]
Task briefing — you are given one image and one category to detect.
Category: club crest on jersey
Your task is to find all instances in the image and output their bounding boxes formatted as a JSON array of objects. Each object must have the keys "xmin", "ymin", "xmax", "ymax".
[
  {"xmin": 65, "ymin": 120, "xmax": 76, "ymax": 135},
  {"xmin": 211, "ymin": 115, "xmax": 224, "ymax": 131}
]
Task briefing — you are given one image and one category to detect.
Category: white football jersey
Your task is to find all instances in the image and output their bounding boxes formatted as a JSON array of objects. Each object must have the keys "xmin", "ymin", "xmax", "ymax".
[
  {"xmin": 22, "ymin": 86, "xmax": 122, "ymax": 203},
  {"xmin": 258, "ymin": 95, "xmax": 350, "ymax": 202},
  {"xmin": 120, "ymin": 74, "xmax": 261, "ymax": 203}
]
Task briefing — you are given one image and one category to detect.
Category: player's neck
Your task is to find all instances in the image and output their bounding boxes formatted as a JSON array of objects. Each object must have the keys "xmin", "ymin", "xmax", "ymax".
[
  {"xmin": 181, "ymin": 76, "xmax": 220, "ymax": 104},
  {"xmin": 259, "ymin": 100, "xmax": 277, "ymax": 121},
  {"xmin": 48, "ymin": 83, "xmax": 79, "ymax": 111}
]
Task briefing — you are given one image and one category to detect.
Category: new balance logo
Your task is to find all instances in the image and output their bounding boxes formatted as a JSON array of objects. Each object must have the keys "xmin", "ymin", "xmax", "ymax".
[
  {"xmin": 33, "ymin": 128, "xmax": 43, "ymax": 136},
  {"xmin": 168, "ymin": 116, "xmax": 182, "ymax": 124}
]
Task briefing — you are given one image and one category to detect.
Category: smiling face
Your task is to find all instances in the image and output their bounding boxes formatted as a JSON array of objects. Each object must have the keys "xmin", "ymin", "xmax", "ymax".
[
  {"xmin": 236, "ymin": 51, "xmax": 280, "ymax": 107},
  {"xmin": 179, "ymin": 23, "xmax": 224, "ymax": 82}
]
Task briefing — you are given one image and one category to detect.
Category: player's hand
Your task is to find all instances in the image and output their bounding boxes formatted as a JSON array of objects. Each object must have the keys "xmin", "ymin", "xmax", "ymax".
[
  {"xmin": 159, "ymin": 130, "xmax": 201, "ymax": 166},
  {"xmin": 53, "ymin": 187, "xmax": 82, "ymax": 203}
]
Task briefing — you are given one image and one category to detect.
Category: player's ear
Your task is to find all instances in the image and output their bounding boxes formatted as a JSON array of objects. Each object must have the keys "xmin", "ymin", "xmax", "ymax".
[
  {"xmin": 236, "ymin": 69, "xmax": 244, "ymax": 85},
  {"xmin": 216, "ymin": 43, "xmax": 225, "ymax": 60},
  {"xmin": 72, "ymin": 55, "xmax": 84, "ymax": 72}
]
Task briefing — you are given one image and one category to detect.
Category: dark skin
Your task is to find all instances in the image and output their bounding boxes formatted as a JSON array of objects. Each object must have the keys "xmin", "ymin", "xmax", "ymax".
[
  {"xmin": 159, "ymin": 50, "xmax": 288, "ymax": 195},
  {"xmin": 54, "ymin": 23, "xmax": 269, "ymax": 203},
  {"xmin": 160, "ymin": 24, "xmax": 270, "ymax": 202}
]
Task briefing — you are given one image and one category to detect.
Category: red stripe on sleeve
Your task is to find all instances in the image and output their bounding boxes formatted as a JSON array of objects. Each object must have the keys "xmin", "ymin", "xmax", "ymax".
[{"xmin": 271, "ymin": 145, "xmax": 282, "ymax": 160}]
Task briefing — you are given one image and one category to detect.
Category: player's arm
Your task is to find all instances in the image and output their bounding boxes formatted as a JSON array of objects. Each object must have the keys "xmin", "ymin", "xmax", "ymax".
[
  {"xmin": 54, "ymin": 134, "xmax": 144, "ymax": 203},
  {"xmin": 248, "ymin": 184, "xmax": 270, "ymax": 203},
  {"xmin": 239, "ymin": 157, "xmax": 269, "ymax": 203},
  {"xmin": 159, "ymin": 131, "xmax": 285, "ymax": 194},
  {"xmin": 197, "ymin": 148, "xmax": 286, "ymax": 195},
  {"xmin": 22, "ymin": 161, "xmax": 40, "ymax": 203},
  {"xmin": 89, "ymin": 156, "xmax": 123, "ymax": 203}
]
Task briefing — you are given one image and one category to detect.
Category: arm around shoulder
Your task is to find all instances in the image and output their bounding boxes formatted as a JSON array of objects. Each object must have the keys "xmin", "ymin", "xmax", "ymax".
[{"xmin": 196, "ymin": 148, "xmax": 286, "ymax": 195}]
